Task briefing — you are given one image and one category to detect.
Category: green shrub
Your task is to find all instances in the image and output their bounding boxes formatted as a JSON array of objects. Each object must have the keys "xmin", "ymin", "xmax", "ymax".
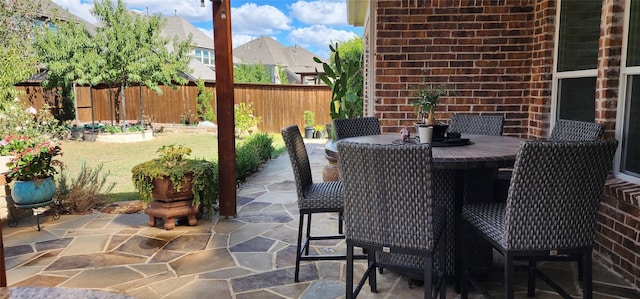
[
  {"xmin": 234, "ymin": 102, "xmax": 261, "ymax": 138},
  {"xmin": 0, "ymin": 102, "xmax": 66, "ymax": 140},
  {"xmin": 236, "ymin": 132, "xmax": 274, "ymax": 182},
  {"xmin": 104, "ymin": 124, "xmax": 122, "ymax": 133},
  {"xmin": 55, "ymin": 162, "xmax": 115, "ymax": 214},
  {"xmin": 195, "ymin": 80, "xmax": 216, "ymax": 122}
]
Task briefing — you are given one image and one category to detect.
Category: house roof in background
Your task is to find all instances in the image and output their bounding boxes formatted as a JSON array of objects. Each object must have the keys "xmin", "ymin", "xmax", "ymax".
[
  {"xmin": 233, "ymin": 36, "xmax": 324, "ymax": 82},
  {"xmin": 39, "ymin": 0, "xmax": 97, "ymax": 34},
  {"xmin": 162, "ymin": 16, "xmax": 213, "ymax": 50}
]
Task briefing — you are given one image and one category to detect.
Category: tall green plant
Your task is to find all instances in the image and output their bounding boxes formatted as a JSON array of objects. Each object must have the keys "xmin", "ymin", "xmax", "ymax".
[
  {"xmin": 234, "ymin": 102, "xmax": 261, "ymax": 138},
  {"xmin": 313, "ymin": 40, "xmax": 363, "ymax": 120},
  {"xmin": 195, "ymin": 80, "xmax": 216, "ymax": 122}
]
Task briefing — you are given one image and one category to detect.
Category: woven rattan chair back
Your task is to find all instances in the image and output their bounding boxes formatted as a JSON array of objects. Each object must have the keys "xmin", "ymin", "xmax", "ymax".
[
  {"xmin": 339, "ymin": 142, "xmax": 438, "ymax": 250},
  {"xmin": 281, "ymin": 125, "xmax": 313, "ymax": 200},
  {"xmin": 549, "ymin": 119, "xmax": 605, "ymax": 141},
  {"xmin": 448, "ymin": 113, "xmax": 504, "ymax": 136},
  {"xmin": 339, "ymin": 141, "xmax": 446, "ymax": 299},
  {"xmin": 333, "ymin": 117, "xmax": 382, "ymax": 140},
  {"xmin": 504, "ymin": 139, "xmax": 618, "ymax": 250}
]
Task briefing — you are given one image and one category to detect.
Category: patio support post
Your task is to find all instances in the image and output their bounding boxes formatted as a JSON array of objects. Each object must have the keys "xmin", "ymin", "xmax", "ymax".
[{"xmin": 211, "ymin": 0, "xmax": 236, "ymax": 217}]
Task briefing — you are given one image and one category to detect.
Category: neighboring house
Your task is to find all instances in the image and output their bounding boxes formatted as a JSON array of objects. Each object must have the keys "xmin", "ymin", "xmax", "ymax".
[
  {"xmin": 347, "ymin": 0, "xmax": 639, "ymax": 289},
  {"xmin": 233, "ymin": 36, "xmax": 324, "ymax": 84},
  {"xmin": 37, "ymin": 0, "xmax": 97, "ymax": 34},
  {"xmin": 161, "ymin": 16, "xmax": 218, "ymax": 81}
]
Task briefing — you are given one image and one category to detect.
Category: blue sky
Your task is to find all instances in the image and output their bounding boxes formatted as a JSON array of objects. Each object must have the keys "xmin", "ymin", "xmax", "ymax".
[{"xmin": 52, "ymin": 0, "xmax": 363, "ymax": 58}]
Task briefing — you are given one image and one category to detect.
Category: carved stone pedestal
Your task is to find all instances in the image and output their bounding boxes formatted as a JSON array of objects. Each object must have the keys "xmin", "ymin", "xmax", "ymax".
[{"xmin": 145, "ymin": 199, "xmax": 198, "ymax": 230}]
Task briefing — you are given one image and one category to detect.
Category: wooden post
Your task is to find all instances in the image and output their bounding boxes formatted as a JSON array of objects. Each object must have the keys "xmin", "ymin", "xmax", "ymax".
[{"xmin": 212, "ymin": 0, "xmax": 236, "ymax": 217}]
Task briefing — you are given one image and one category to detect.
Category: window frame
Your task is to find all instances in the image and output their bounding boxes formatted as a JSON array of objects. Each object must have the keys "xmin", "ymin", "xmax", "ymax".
[
  {"xmin": 615, "ymin": 0, "xmax": 640, "ymax": 184},
  {"xmin": 551, "ymin": 0, "xmax": 601, "ymax": 132}
]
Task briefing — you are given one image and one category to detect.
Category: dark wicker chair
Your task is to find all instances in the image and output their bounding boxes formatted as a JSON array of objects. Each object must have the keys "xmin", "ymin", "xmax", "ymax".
[
  {"xmin": 495, "ymin": 119, "xmax": 606, "ymax": 201},
  {"xmin": 281, "ymin": 124, "xmax": 351, "ymax": 282},
  {"xmin": 332, "ymin": 117, "xmax": 381, "ymax": 140},
  {"xmin": 448, "ymin": 114, "xmax": 504, "ymax": 136},
  {"xmin": 461, "ymin": 139, "xmax": 618, "ymax": 299},
  {"xmin": 338, "ymin": 141, "xmax": 446, "ymax": 299},
  {"xmin": 549, "ymin": 119, "xmax": 605, "ymax": 141}
]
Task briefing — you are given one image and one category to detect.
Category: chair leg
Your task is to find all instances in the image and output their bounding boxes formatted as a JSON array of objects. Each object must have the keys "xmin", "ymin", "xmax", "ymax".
[
  {"xmin": 424, "ymin": 255, "xmax": 433, "ymax": 299},
  {"xmin": 582, "ymin": 252, "xmax": 592, "ymax": 299},
  {"xmin": 346, "ymin": 243, "xmax": 354, "ymax": 299},
  {"xmin": 295, "ymin": 212, "xmax": 305, "ymax": 282},
  {"xmin": 460, "ymin": 240, "xmax": 468, "ymax": 299},
  {"xmin": 338, "ymin": 212, "xmax": 344, "ymax": 234},
  {"xmin": 528, "ymin": 257, "xmax": 536, "ymax": 297},
  {"xmin": 368, "ymin": 250, "xmax": 377, "ymax": 293},
  {"xmin": 305, "ymin": 213, "xmax": 312, "ymax": 255},
  {"xmin": 505, "ymin": 253, "xmax": 514, "ymax": 299}
]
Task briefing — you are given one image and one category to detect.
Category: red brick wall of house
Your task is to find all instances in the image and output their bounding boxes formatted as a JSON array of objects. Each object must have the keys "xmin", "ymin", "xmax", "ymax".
[
  {"xmin": 372, "ymin": 0, "xmax": 551, "ymax": 138},
  {"xmin": 599, "ymin": 179, "xmax": 640, "ymax": 288},
  {"xmin": 369, "ymin": 0, "xmax": 638, "ymax": 290}
]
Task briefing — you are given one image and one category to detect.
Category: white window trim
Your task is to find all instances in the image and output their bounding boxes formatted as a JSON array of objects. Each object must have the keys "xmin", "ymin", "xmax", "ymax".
[
  {"xmin": 551, "ymin": 0, "xmax": 603, "ymax": 136},
  {"xmin": 615, "ymin": 0, "xmax": 640, "ymax": 184}
]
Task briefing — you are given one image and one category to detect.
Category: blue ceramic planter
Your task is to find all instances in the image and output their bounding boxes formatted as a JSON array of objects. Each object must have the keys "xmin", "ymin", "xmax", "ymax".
[{"xmin": 11, "ymin": 177, "xmax": 56, "ymax": 205}]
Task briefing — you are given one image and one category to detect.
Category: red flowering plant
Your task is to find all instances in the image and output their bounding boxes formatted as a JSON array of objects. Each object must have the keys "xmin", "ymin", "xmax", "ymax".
[{"xmin": 3, "ymin": 136, "xmax": 63, "ymax": 181}]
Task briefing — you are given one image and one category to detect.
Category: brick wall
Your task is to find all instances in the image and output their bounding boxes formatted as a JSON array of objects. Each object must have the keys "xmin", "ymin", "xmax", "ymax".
[
  {"xmin": 597, "ymin": 179, "xmax": 640, "ymax": 288},
  {"xmin": 372, "ymin": 0, "xmax": 547, "ymax": 137},
  {"xmin": 368, "ymin": 0, "xmax": 639, "ymax": 290}
]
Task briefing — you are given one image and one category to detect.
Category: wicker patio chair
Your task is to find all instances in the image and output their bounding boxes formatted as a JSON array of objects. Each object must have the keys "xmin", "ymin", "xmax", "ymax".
[
  {"xmin": 461, "ymin": 139, "xmax": 618, "ymax": 299},
  {"xmin": 281, "ymin": 124, "xmax": 354, "ymax": 282},
  {"xmin": 338, "ymin": 141, "xmax": 446, "ymax": 299},
  {"xmin": 549, "ymin": 119, "xmax": 605, "ymax": 141},
  {"xmin": 332, "ymin": 117, "xmax": 381, "ymax": 140},
  {"xmin": 448, "ymin": 114, "xmax": 504, "ymax": 136},
  {"xmin": 496, "ymin": 119, "xmax": 606, "ymax": 201}
]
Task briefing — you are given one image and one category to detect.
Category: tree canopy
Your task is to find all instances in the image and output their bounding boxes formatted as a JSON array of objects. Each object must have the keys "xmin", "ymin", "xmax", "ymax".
[
  {"xmin": 0, "ymin": 1, "xmax": 41, "ymax": 104},
  {"xmin": 35, "ymin": 0, "xmax": 193, "ymax": 124}
]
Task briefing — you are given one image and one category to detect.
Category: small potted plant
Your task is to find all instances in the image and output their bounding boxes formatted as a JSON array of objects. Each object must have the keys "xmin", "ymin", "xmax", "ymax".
[
  {"xmin": 314, "ymin": 125, "xmax": 325, "ymax": 139},
  {"xmin": 131, "ymin": 144, "xmax": 217, "ymax": 213},
  {"xmin": 303, "ymin": 110, "xmax": 316, "ymax": 138},
  {"xmin": 4, "ymin": 136, "xmax": 63, "ymax": 205},
  {"xmin": 411, "ymin": 81, "xmax": 450, "ymax": 141}
]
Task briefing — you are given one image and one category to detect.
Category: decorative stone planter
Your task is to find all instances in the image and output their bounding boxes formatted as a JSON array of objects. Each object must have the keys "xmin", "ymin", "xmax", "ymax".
[
  {"xmin": 150, "ymin": 174, "xmax": 194, "ymax": 201},
  {"xmin": 145, "ymin": 174, "xmax": 199, "ymax": 230}
]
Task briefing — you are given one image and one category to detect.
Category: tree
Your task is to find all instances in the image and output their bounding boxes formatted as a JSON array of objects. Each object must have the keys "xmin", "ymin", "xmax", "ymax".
[
  {"xmin": 234, "ymin": 63, "xmax": 272, "ymax": 83},
  {"xmin": 93, "ymin": 0, "xmax": 192, "ymax": 127},
  {"xmin": 36, "ymin": 0, "xmax": 193, "ymax": 127},
  {"xmin": 35, "ymin": 19, "xmax": 104, "ymax": 122},
  {"xmin": 0, "ymin": 1, "xmax": 41, "ymax": 104}
]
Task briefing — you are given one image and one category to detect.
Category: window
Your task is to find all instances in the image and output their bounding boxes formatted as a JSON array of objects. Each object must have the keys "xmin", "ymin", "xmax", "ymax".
[
  {"xmin": 620, "ymin": 0, "xmax": 640, "ymax": 179},
  {"xmin": 195, "ymin": 49, "xmax": 202, "ymax": 61},
  {"xmin": 554, "ymin": 0, "xmax": 602, "ymax": 122},
  {"xmin": 557, "ymin": 77, "xmax": 596, "ymax": 121}
]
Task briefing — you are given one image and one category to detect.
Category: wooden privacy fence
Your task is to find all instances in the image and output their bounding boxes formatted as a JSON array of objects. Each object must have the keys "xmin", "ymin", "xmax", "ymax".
[{"xmin": 15, "ymin": 82, "xmax": 332, "ymax": 134}]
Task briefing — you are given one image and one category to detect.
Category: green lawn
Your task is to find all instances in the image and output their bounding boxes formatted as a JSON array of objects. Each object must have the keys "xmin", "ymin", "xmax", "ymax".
[{"xmin": 57, "ymin": 133, "xmax": 285, "ymax": 203}]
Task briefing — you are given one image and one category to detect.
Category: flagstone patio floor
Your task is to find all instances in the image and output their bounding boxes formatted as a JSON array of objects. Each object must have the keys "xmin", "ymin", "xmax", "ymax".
[{"xmin": 2, "ymin": 139, "xmax": 639, "ymax": 298}]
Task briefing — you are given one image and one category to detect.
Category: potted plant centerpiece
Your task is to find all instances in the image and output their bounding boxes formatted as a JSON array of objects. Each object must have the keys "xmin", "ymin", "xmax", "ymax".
[
  {"xmin": 3, "ymin": 136, "xmax": 63, "ymax": 205},
  {"xmin": 131, "ymin": 144, "xmax": 217, "ymax": 230},
  {"xmin": 411, "ymin": 82, "xmax": 450, "ymax": 141}
]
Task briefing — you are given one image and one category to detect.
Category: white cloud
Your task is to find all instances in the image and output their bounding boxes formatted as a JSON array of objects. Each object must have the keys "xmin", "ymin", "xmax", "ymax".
[
  {"xmin": 290, "ymin": 0, "xmax": 348, "ymax": 26},
  {"xmin": 231, "ymin": 3, "xmax": 291, "ymax": 36},
  {"xmin": 288, "ymin": 25, "xmax": 357, "ymax": 57}
]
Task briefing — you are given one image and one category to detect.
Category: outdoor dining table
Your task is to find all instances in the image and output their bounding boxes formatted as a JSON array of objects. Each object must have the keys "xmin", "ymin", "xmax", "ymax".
[{"xmin": 325, "ymin": 133, "xmax": 526, "ymax": 287}]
